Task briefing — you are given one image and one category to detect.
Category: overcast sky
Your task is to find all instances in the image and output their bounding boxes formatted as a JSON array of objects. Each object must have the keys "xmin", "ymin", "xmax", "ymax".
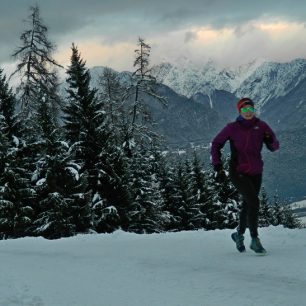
[{"xmin": 1, "ymin": 0, "xmax": 306, "ymax": 73}]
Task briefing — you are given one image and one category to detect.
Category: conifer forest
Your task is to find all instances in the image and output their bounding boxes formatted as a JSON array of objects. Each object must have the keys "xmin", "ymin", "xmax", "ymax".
[{"xmin": 0, "ymin": 5, "xmax": 300, "ymax": 239}]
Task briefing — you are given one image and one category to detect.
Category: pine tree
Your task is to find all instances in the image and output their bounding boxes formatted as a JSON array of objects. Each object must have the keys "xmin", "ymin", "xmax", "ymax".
[
  {"xmin": 98, "ymin": 67, "xmax": 124, "ymax": 128},
  {"xmin": 211, "ymin": 158, "xmax": 239, "ymax": 229},
  {"xmin": 258, "ymin": 187, "xmax": 272, "ymax": 227},
  {"xmin": 63, "ymin": 44, "xmax": 130, "ymax": 233},
  {"xmin": 0, "ymin": 69, "xmax": 35, "ymax": 238},
  {"xmin": 33, "ymin": 150, "xmax": 91, "ymax": 239},
  {"xmin": 11, "ymin": 5, "xmax": 62, "ymax": 118},
  {"xmin": 0, "ymin": 119, "xmax": 35, "ymax": 239},
  {"xmin": 187, "ymin": 152, "xmax": 211, "ymax": 229},
  {"xmin": 63, "ymin": 44, "xmax": 109, "ymax": 185},
  {"xmin": 273, "ymin": 197, "xmax": 302, "ymax": 229},
  {"xmin": 91, "ymin": 193, "xmax": 121, "ymax": 233},
  {"xmin": 173, "ymin": 159, "xmax": 196, "ymax": 231},
  {"xmin": 281, "ymin": 202, "xmax": 302, "ymax": 229},
  {"xmin": 29, "ymin": 93, "xmax": 91, "ymax": 238},
  {"xmin": 271, "ymin": 195, "xmax": 283, "ymax": 226},
  {"xmin": 92, "ymin": 142, "xmax": 130, "ymax": 233},
  {"xmin": 123, "ymin": 37, "xmax": 166, "ymax": 156},
  {"xmin": 125, "ymin": 146, "xmax": 164, "ymax": 233},
  {"xmin": 0, "ymin": 69, "xmax": 20, "ymax": 138},
  {"xmin": 157, "ymin": 155, "xmax": 182, "ymax": 231}
]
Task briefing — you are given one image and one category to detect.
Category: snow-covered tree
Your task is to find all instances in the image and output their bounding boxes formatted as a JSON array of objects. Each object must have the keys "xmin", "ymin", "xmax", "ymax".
[
  {"xmin": 63, "ymin": 43, "xmax": 110, "ymax": 184},
  {"xmin": 270, "ymin": 195, "xmax": 283, "ymax": 226},
  {"xmin": 172, "ymin": 159, "xmax": 198, "ymax": 231},
  {"xmin": 207, "ymin": 158, "xmax": 239, "ymax": 230},
  {"xmin": 0, "ymin": 69, "xmax": 35, "ymax": 239},
  {"xmin": 63, "ymin": 44, "xmax": 133, "ymax": 234},
  {"xmin": 281, "ymin": 203, "xmax": 302, "ymax": 229},
  {"xmin": 0, "ymin": 119, "xmax": 35, "ymax": 238},
  {"xmin": 156, "ymin": 154, "xmax": 182, "ymax": 231},
  {"xmin": 123, "ymin": 37, "xmax": 166, "ymax": 156},
  {"xmin": 258, "ymin": 187, "xmax": 272, "ymax": 227},
  {"xmin": 186, "ymin": 152, "xmax": 212, "ymax": 229},
  {"xmin": 125, "ymin": 146, "xmax": 164, "ymax": 233},
  {"xmin": 32, "ymin": 149, "xmax": 91, "ymax": 239},
  {"xmin": 0, "ymin": 69, "xmax": 21, "ymax": 138}
]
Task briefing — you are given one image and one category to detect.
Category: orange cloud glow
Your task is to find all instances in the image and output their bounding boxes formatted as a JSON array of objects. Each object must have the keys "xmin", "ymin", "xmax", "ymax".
[
  {"xmin": 55, "ymin": 40, "xmax": 136, "ymax": 70},
  {"xmin": 255, "ymin": 21, "xmax": 302, "ymax": 36}
]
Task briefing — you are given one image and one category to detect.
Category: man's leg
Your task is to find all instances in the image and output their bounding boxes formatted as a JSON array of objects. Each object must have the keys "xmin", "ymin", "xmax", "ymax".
[
  {"xmin": 238, "ymin": 200, "xmax": 248, "ymax": 235},
  {"xmin": 230, "ymin": 172, "xmax": 262, "ymax": 237},
  {"xmin": 248, "ymin": 174, "xmax": 262, "ymax": 238}
]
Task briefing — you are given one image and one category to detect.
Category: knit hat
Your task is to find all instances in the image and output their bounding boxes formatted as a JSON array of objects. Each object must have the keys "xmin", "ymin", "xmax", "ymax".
[{"xmin": 237, "ymin": 98, "xmax": 254, "ymax": 112}]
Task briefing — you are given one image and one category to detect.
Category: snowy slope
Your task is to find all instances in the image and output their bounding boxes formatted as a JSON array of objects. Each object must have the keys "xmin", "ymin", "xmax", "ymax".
[
  {"xmin": 290, "ymin": 199, "xmax": 306, "ymax": 210},
  {"xmin": 0, "ymin": 227, "xmax": 305, "ymax": 306},
  {"xmin": 290, "ymin": 199, "xmax": 306, "ymax": 224}
]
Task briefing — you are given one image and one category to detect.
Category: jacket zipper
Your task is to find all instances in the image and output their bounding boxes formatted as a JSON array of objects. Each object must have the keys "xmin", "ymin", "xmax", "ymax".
[{"xmin": 244, "ymin": 129, "xmax": 251, "ymax": 173}]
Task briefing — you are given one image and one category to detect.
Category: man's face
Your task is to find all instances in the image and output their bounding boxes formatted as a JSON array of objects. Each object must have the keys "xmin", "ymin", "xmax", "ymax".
[{"xmin": 240, "ymin": 105, "xmax": 255, "ymax": 120}]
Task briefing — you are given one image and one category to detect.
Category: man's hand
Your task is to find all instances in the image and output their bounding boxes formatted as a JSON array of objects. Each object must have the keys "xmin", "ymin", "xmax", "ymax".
[
  {"xmin": 264, "ymin": 132, "xmax": 273, "ymax": 144},
  {"xmin": 214, "ymin": 164, "xmax": 226, "ymax": 183}
]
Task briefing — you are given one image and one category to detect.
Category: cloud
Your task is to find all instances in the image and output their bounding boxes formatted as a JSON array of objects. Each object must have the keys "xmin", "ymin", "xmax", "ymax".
[
  {"xmin": 184, "ymin": 31, "xmax": 198, "ymax": 43},
  {"xmin": 147, "ymin": 20, "xmax": 306, "ymax": 69},
  {"xmin": 1, "ymin": 0, "xmax": 306, "ymax": 71}
]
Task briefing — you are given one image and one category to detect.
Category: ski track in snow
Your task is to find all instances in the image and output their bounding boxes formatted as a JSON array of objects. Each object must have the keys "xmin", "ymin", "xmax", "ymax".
[{"xmin": 0, "ymin": 227, "xmax": 305, "ymax": 306}]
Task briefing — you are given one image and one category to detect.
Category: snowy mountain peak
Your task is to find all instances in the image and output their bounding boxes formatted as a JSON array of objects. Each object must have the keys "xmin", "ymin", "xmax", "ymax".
[
  {"xmin": 151, "ymin": 58, "xmax": 306, "ymax": 113},
  {"xmin": 88, "ymin": 57, "xmax": 306, "ymax": 116},
  {"xmin": 151, "ymin": 58, "xmax": 267, "ymax": 99},
  {"xmin": 236, "ymin": 58, "xmax": 306, "ymax": 111}
]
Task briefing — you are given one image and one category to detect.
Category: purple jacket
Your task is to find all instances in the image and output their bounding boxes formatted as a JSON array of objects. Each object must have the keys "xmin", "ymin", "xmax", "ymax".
[{"xmin": 211, "ymin": 116, "xmax": 279, "ymax": 175}]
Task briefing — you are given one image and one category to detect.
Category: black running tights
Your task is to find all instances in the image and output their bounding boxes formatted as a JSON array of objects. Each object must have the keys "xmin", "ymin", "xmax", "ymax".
[{"xmin": 230, "ymin": 171, "xmax": 262, "ymax": 238}]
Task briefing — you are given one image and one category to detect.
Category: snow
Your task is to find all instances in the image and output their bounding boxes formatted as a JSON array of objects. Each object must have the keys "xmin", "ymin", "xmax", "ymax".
[
  {"xmin": 290, "ymin": 199, "xmax": 306, "ymax": 210},
  {"xmin": 236, "ymin": 58, "xmax": 306, "ymax": 111},
  {"xmin": 290, "ymin": 200, "xmax": 306, "ymax": 225},
  {"xmin": 36, "ymin": 178, "xmax": 46, "ymax": 186},
  {"xmin": 65, "ymin": 166, "xmax": 80, "ymax": 181},
  {"xmin": 151, "ymin": 59, "xmax": 264, "ymax": 99},
  {"xmin": 0, "ymin": 227, "xmax": 305, "ymax": 306},
  {"xmin": 299, "ymin": 216, "xmax": 306, "ymax": 225}
]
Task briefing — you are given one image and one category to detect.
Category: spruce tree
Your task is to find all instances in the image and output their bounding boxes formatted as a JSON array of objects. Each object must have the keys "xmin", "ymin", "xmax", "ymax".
[
  {"xmin": 92, "ymin": 142, "xmax": 130, "ymax": 233},
  {"xmin": 209, "ymin": 158, "xmax": 239, "ymax": 230},
  {"xmin": 0, "ymin": 163, "xmax": 36, "ymax": 238},
  {"xmin": 258, "ymin": 187, "xmax": 272, "ymax": 227},
  {"xmin": 63, "ymin": 44, "xmax": 129, "ymax": 233},
  {"xmin": 187, "ymin": 152, "xmax": 211, "ymax": 229},
  {"xmin": 0, "ymin": 72, "xmax": 35, "ymax": 238},
  {"xmin": 281, "ymin": 203, "xmax": 302, "ymax": 229},
  {"xmin": 271, "ymin": 195, "xmax": 283, "ymax": 226},
  {"xmin": 30, "ymin": 95, "xmax": 91, "ymax": 239},
  {"xmin": 63, "ymin": 43, "xmax": 108, "ymax": 185},
  {"xmin": 0, "ymin": 69, "xmax": 20, "ymax": 138},
  {"xmin": 173, "ymin": 159, "xmax": 196, "ymax": 230},
  {"xmin": 157, "ymin": 155, "xmax": 182, "ymax": 231},
  {"xmin": 125, "ymin": 146, "xmax": 164, "ymax": 233},
  {"xmin": 33, "ymin": 151, "xmax": 90, "ymax": 239}
]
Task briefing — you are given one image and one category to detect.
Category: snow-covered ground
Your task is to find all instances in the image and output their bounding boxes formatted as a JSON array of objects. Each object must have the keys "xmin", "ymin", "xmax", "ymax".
[
  {"xmin": 298, "ymin": 216, "xmax": 306, "ymax": 225},
  {"xmin": 290, "ymin": 199, "xmax": 306, "ymax": 226},
  {"xmin": 290, "ymin": 199, "xmax": 306, "ymax": 210},
  {"xmin": 0, "ymin": 227, "xmax": 305, "ymax": 306}
]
